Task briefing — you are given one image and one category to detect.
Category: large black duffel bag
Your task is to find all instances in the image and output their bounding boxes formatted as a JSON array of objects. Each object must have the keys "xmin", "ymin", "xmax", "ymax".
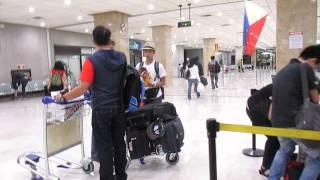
[
  {"xmin": 125, "ymin": 102, "xmax": 178, "ymax": 129},
  {"xmin": 160, "ymin": 117, "xmax": 185, "ymax": 153}
]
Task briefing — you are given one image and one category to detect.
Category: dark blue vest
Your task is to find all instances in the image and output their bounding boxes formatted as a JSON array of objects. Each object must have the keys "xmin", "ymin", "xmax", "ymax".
[{"xmin": 89, "ymin": 49, "xmax": 126, "ymax": 109}]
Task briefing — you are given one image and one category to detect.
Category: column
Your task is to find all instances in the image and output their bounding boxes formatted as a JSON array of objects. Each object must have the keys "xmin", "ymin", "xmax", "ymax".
[
  {"xmin": 276, "ymin": 0, "xmax": 317, "ymax": 70},
  {"xmin": 235, "ymin": 46, "xmax": 243, "ymax": 65},
  {"xmin": 172, "ymin": 45, "xmax": 184, "ymax": 77},
  {"xmin": 203, "ymin": 38, "xmax": 217, "ymax": 76},
  {"xmin": 152, "ymin": 25, "xmax": 173, "ymax": 81},
  {"xmin": 93, "ymin": 11, "xmax": 129, "ymax": 59}
]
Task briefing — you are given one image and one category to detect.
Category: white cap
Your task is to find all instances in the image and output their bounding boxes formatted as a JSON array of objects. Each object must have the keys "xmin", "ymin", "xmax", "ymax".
[{"xmin": 142, "ymin": 42, "xmax": 156, "ymax": 51}]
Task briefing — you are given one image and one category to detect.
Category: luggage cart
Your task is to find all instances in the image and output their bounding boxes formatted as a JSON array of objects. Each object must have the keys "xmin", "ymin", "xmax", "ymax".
[{"xmin": 17, "ymin": 96, "xmax": 94, "ymax": 180}]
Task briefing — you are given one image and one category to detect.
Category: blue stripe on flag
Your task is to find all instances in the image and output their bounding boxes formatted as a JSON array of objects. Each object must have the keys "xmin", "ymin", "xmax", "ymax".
[{"xmin": 243, "ymin": 7, "xmax": 249, "ymax": 48}]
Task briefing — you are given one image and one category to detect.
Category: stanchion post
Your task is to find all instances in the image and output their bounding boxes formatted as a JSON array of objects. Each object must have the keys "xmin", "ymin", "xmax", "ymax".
[{"xmin": 207, "ymin": 118, "xmax": 219, "ymax": 180}]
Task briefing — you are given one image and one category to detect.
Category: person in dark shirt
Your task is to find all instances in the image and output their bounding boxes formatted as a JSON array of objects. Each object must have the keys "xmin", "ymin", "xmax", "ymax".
[
  {"xmin": 56, "ymin": 26, "xmax": 127, "ymax": 180},
  {"xmin": 247, "ymin": 84, "xmax": 279, "ymax": 177},
  {"xmin": 11, "ymin": 69, "xmax": 31, "ymax": 99},
  {"xmin": 269, "ymin": 45, "xmax": 320, "ymax": 180}
]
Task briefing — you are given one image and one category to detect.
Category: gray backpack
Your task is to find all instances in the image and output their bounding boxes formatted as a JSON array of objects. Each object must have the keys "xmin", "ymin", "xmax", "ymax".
[{"xmin": 295, "ymin": 65, "xmax": 320, "ymax": 149}]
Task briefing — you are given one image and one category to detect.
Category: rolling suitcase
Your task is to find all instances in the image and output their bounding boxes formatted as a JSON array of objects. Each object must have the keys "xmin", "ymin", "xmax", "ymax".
[{"xmin": 126, "ymin": 128, "xmax": 152, "ymax": 160}]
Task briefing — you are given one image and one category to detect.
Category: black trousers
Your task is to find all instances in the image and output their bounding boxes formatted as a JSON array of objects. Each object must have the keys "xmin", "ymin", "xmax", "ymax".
[
  {"xmin": 246, "ymin": 107, "xmax": 280, "ymax": 169},
  {"xmin": 12, "ymin": 78, "xmax": 28, "ymax": 97},
  {"xmin": 92, "ymin": 108, "xmax": 127, "ymax": 180}
]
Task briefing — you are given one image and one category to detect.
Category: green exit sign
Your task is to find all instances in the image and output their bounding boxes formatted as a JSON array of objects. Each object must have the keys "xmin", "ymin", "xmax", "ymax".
[{"xmin": 178, "ymin": 21, "xmax": 192, "ymax": 28}]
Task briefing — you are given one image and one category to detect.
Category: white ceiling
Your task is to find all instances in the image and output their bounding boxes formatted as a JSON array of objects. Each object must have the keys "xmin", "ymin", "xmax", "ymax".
[{"xmin": 0, "ymin": 0, "xmax": 281, "ymax": 49}]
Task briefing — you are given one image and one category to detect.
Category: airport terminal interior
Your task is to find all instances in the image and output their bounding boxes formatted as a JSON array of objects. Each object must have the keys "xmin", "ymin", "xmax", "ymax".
[{"xmin": 0, "ymin": 0, "xmax": 319, "ymax": 180}]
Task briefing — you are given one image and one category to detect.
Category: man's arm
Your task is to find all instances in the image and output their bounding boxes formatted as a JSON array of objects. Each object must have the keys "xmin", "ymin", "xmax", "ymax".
[
  {"xmin": 156, "ymin": 77, "xmax": 166, "ymax": 87},
  {"xmin": 63, "ymin": 81, "xmax": 90, "ymax": 100}
]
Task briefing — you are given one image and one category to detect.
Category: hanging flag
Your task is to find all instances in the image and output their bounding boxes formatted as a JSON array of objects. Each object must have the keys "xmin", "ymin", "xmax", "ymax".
[{"xmin": 243, "ymin": 0, "xmax": 267, "ymax": 56}]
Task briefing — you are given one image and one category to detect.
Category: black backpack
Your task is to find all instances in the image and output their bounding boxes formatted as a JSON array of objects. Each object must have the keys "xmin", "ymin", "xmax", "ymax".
[{"xmin": 123, "ymin": 65, "xmax": 144, "ymax": 111}]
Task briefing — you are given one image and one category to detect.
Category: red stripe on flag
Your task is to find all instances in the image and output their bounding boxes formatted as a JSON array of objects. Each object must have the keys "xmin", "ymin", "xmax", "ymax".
[{"xmin": 245, "ymin": 15, "xmax": 267, "ymax": 56}]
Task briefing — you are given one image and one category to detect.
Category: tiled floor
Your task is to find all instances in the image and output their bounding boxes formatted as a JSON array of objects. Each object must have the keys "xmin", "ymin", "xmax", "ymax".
[{"xmin": 0, "ymin": 70, "xmax": 274, "ymax": 180}]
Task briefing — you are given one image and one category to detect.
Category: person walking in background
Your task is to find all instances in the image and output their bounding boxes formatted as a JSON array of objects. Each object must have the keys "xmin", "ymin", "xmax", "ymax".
[
  {"xmin": 186, "ymin": 57, "xmax": 201, "ymax": 100},
  {"xmin": 208, "ymin": 56, "xmax": 221, "ymax": 89},
  {"xmin": 46, "ymin": 61, "xmax": 68, "ymax": 95}
]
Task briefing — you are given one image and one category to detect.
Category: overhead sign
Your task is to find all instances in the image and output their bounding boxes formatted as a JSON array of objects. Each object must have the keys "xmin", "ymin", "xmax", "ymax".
[
  {"xmin": 178, "ymin": 21, "xmax": 192, "ymax": 28},
  {"xmin": 289, "ymin": 32, "xmax": 303, "ymax": 49}
]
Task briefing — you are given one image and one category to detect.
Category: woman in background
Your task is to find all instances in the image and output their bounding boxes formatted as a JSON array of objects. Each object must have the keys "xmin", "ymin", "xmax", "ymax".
[{"xmin": 46, "ymin": 61, "xmax": 68, "ymax": 95}]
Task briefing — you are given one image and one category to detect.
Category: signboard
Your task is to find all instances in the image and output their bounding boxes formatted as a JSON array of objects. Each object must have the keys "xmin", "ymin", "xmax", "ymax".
[
  {"xmin": 129, "ymin": 40, "xmax": 142, "ymax": 50},
  {"xmin": 178, "ymin": 21, "xmax": 192, "ymax": 28},
  {"xmin": 289, "ymin": 32, "xmax": 303, "ymax": 49}
]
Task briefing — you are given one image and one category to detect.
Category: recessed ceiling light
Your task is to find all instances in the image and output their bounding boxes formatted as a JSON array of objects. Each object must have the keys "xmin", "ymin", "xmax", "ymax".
[
  {"xmin": 64, "ymin": 0, "xmax": 71, "ymax": 6},
  {"xmin": 229, "ymin": 19, "xmax": 234, "ymax": 24},
  {"xmin": 181, "ymin": 17, "xmax": 186, "ymax": 21},
  {"xmin": 217, "ymin": 12, "xmax": 223, "ymax": 17},
  {"xmin": 85, "ymin": 28, "xmax": 89, "ymax": 33},
  {"xmin": 205, "ymin": 36, "xmax": 209, "ymax": 38},
  {"xmin": 210, "ymin": 27, "xmax": 213, "ymax": 32},
  {"xmin": 40, "ymin": 22, "xmax": 45, "ymax": 27},
  {"xmin": 273, "ymin": 27, "xmax": 276, "ymax": 30},
  {"xmin": 29, "ymin": 6, "xmax": 35, "ymax": 13},
  {"xmin": 193, "ymin": 0, "xmax": 200, "ymax": 4},
  {"xmin": 147, "ymin": 38, "xmax": 150, "ymax": 41},
  {"xmin": 130, "ymin": 35, "xmax": 134, "ymax": 39},
  {"xmin": 173, "ymin": 35, "xmax": 177, "ymax": 39},
  {"xmin": 108, "ymin": 23, "xmax": 112, "ymax": 26},
  {"xmin": 148, "ymin": 20, "xmax": 152, "ymax": 25},
  {"xmin": 141, "ymin": 29, "xmax": 145, "ymax": 33},
  {"xmin": 197, "ymin": 22, "xmax": 201, "ymax": 26},
  {"xmin": 148, "ymin": 4, "xmax": 154, "ymax": 10},
  {"xmin": 77, "ymin": 16, "xmax": 82, "ymax": 21}
]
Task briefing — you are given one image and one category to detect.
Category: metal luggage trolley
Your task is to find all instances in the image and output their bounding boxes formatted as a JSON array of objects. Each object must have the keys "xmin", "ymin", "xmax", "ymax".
[{"xmin": 17, "ymin": 96, "xmax": 94, "ymax": 180}]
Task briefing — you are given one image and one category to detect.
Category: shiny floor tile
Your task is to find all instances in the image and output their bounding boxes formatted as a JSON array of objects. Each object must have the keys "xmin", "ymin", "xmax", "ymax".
[{"xmin": 0, "ymin": 70, "xmax": 273, "ymax": 180}]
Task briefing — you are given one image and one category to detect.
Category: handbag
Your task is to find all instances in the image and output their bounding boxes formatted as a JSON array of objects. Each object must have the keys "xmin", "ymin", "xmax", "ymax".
[
  {"xmin": 144, "ymin": 87, "xmax": 160, "ymax": 99},
  {"xmin": 295, "ymin": 65, "xmax": 320, "ymax": 149}
]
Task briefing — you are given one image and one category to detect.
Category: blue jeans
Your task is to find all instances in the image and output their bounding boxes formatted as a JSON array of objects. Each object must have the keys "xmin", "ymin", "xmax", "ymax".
[
  {"xmin": 188, "ymin": 79, "xmax": 199, "ymax": 99},
  {"xmin": 269, "ymin": 137, "xmax": 320, "ymax": 180}
]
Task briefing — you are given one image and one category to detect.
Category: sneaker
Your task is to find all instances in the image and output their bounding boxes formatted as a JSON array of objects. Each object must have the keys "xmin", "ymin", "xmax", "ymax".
[
  {"xmin": 139, "ymin": 158, "xmax": 145, "ymax": 165},
  {"xmin": 196, "ymin": 92, "xmax": 200, "ymax": 98},
  {"xmin": 215, "ymin": 84, "xmax": 218, "ymax": 88},
  {"xmin": 259, "ymin": 166, "xmax": 269, "ymax": 177}
]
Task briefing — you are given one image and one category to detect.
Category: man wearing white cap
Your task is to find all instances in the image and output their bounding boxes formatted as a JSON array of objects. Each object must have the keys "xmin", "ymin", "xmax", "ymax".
[{"xmin": 136, "ymin": 42, "xmax": 167, "ymax": 104}]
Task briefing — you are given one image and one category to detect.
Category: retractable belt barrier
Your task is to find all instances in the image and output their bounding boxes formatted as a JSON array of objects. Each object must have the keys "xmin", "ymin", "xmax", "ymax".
[{"xmin": 206, "ymin": 118, "xmax": 320, "ymax": 180}]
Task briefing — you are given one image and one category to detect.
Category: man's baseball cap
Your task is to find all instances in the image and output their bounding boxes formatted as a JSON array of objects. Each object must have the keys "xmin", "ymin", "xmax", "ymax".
[{"xmin": 142, "ymin": 42, "xmax": 156, "ymax": 51}]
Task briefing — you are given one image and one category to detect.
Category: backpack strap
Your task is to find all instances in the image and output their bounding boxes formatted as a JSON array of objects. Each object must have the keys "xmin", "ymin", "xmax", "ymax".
[
  {"xmin": 139, "ymin": 61, "xmax": 144, "ymax": 69},
  {"xmin": 154, "ymin": 61, "xmax": 160, "ymax": 80}
]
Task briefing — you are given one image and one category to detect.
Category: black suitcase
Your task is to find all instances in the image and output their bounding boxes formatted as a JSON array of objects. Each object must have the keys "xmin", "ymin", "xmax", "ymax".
[
  {"xmin": 126, "ymin": 128, "xmax": 152, "ymax": 160},
  {"xmin": 125, "ymin": 104, "xmax": 156, "ymax": 130},
  {"xmin": 161, "ymin": 117, "xmax": 184, "ymax": 153}
]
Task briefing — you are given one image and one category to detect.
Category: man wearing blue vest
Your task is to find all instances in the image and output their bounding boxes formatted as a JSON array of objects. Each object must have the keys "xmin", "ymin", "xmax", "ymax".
[{"xmin": 56, "ymin": 26, "xmax": 127, "ymax": 180}]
